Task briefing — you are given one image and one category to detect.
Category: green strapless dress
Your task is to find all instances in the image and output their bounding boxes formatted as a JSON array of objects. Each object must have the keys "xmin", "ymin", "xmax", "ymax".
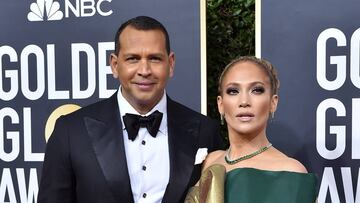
[{"xmin": 225, "ymin": 168, "xmax": 318, "ymax": 203}]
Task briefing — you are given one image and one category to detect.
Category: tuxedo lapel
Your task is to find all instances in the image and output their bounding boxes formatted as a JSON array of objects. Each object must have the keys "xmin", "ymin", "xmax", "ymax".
[
  {"xmin": 162, "ymin": 98, "xmax": 200, "ymax": 203},
  {"xmin": 84, "ymin": 94, "xmax": 134, "ymax": 203}
]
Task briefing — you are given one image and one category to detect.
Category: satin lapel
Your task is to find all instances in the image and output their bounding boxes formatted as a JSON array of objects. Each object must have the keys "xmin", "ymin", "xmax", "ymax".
[
  {"xmin": 162, "ymin": 98, "xmax": 200, "ymax": 203},
  {"xmin": 84, "ymin": 94, "xmax": 134, "ymax": 203}
]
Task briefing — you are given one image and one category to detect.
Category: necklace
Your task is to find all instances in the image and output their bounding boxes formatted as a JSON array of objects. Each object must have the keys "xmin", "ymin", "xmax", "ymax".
[{"xmin": 224, "ymin": 143, "xmax": 272, "ymax": 165}]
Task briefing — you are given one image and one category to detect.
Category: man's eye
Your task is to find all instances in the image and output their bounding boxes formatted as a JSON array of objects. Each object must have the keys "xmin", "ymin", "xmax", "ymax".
[
  {"xmin": 226, "ymin": 88, "xmax": 238, "ymax": 95},
  {"xmin": 126, "ymin": 57, "xmax": 138, "ymax": 62},
  {"xmin": 150, "ymin": 57, "xmax": 161, "ymax": 62}
]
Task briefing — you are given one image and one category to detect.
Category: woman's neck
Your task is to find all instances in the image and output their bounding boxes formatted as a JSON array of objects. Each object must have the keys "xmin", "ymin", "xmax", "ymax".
[{"xmin": 227, "ymin": 129, "xmax": 270, "ymax": 156}]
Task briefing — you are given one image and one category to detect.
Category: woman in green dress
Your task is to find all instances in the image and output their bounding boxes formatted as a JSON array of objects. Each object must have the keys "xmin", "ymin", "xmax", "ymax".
[{"xmin": 186, "ymin": 56, "xmax": 317, "ymax": 203}]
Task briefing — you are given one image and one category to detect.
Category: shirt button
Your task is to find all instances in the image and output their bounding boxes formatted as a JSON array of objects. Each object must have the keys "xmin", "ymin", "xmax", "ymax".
[
  {"xmin": 142, "ymin": 166, "xmax": 146, "ymax": 171},
  {"xmin": 141, "ymin": 140, "xmax": 146, "ymax": 145},
  {"xmin": 143, "ymin": 193, "xmax": 147, "ymax": 198}
]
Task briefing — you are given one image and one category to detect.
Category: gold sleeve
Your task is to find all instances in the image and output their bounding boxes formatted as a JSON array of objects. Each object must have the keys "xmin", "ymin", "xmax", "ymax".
[{"xmin": 184, "ymin": 164, "xmax": 226, "ymax": 203}]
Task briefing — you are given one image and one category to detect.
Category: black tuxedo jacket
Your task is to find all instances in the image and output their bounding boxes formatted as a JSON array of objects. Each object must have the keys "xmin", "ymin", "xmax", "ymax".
[{"xmin": 38, "ymin": 93, "xmax": 223, "ymax": 203}]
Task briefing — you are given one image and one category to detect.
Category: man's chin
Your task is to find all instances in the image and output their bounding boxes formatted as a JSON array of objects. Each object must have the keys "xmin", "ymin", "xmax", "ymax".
[{"xmin": 134, "ymin": 94, "xmax": 162, "ymax": 106}]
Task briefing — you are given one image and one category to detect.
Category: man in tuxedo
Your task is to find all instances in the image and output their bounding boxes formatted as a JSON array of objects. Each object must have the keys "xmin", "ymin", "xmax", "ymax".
[{"xmin": 38, "ymin": 16, "xmax": 223, "ymax": 203}]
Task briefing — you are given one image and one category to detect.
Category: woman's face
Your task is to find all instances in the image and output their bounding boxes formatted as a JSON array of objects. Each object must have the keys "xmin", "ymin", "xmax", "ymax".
[{"xmin": 217, "ymin": 61, "xmax": 278, "ymax": 136}]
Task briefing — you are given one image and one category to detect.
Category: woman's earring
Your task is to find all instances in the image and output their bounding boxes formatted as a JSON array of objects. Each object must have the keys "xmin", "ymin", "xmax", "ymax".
[
  {"xmin": 271, "ymin": 112, "xmax": 275, "ymax": 120},
  {"xmin": 220, "ymin": 114, "xmax": 225, "ymax": 125}
]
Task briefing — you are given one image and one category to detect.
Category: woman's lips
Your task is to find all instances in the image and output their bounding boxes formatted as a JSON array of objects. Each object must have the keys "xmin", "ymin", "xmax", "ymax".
[{"xmin": 236, "ymin": 113, "xmax": 254, "ymax": 122}]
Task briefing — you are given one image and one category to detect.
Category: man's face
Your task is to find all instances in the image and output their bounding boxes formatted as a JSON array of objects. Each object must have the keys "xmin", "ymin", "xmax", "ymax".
[{"xmin": 110, "ymin": 26, "xmax": 175, "ymax": 114}]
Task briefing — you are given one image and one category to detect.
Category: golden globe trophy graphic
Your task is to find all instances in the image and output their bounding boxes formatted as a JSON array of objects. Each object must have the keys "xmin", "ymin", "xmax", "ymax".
[{"xmin": 44, "ymin": 104, "xmax": 81, "ymax": 142}]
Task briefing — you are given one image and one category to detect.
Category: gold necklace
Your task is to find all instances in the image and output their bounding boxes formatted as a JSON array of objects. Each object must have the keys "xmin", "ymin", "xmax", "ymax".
[{"xmin": 225, "ymin": 143, "xmax": 272, "ymax": 165}]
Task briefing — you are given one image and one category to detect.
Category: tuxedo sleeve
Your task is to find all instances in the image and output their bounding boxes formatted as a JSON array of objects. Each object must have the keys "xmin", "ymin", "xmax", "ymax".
[
  {"xmin": 38, "ymin": 116, "xmax": 76, "ymax": 203},
  {"xmin": 203, "ymin": 118, "xmax": 225, "ymax": 152}
]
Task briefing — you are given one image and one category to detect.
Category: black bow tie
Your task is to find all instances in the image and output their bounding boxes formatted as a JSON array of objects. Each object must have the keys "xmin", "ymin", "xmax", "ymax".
[{"xmin": 123, "ymin": 110, "xmax": 163, "ymax": 141}]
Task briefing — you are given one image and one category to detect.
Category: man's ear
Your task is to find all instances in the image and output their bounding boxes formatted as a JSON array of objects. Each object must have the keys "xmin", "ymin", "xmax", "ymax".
[
  {"xmin": 110, "ymin": 53, "xmax": 119, "ymax": 78},
  {"xmin": 168, "ymin": 52, "xmax": 175, "ymax": 78}
]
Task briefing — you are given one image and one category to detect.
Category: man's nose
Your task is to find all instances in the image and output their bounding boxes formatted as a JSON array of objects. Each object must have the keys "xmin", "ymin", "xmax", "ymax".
[{"xmin": 137, "ymin": 59, "xmax": 151, "ymax": 76}]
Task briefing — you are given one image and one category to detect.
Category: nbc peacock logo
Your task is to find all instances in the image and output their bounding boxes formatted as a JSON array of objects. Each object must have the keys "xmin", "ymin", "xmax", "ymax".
[{"xmin": 27, "ymin": 0, "xmax": 63, "ymax": 21}]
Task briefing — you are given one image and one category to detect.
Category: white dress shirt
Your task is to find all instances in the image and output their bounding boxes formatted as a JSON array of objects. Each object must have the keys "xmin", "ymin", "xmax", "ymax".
[{"xmin": 117, "ymin": 87, "xmax": 170, "ymax": 203}]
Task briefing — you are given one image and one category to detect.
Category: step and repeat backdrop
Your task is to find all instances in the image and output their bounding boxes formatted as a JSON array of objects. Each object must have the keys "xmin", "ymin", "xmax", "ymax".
[
  {"xmin": 260, "ymin": 0, "xmax": 360, "ymax": 202},
  {"xmin": 0, "ymin": 0, "xmax": 203, "ymax": 202}
]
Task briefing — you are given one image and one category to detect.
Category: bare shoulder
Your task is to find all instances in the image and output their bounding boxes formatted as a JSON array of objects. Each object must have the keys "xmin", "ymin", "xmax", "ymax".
[
  {"xmin": 202, "ymin": 150, "xmax": 226, "ymax": 171},
  {"xmin": 281, "ymin": 157, "xmax": 308, "ymax": 173},
  {"xmin": 270, "ymin": 148, "xmax": 308, "ymax": 173}
]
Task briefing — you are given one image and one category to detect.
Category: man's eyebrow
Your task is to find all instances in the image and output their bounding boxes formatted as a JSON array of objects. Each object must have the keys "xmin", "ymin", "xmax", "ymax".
[{"xmin": 148, "ymin": 53, "xmax": 165, "ymax": 57}]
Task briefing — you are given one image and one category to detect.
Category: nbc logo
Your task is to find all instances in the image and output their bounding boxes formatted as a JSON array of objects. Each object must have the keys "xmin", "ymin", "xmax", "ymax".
[
  {"xmin": 27, "ymin": 0, "xmax": 113, "ymax": 22},
  {"xmin": 28, "ymin": 0, "xmax": 63, "ymax": 21}
]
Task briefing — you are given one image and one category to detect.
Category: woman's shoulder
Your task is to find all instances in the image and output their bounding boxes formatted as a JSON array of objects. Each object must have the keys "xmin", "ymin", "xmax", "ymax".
[
  {"xmin": 208, "ymin": 150, "xmax": 226, "ymax": 158},
  {"xmin": 280, "ymin": 157, "xmax": 308, "ymax": 173},
  {"xmin": 202, "ymin": 150, "xmax": 226, "ymax": 171},
  {"xmin": 268, "ymin": 148, "xmax": 308, "ymax": 173}
]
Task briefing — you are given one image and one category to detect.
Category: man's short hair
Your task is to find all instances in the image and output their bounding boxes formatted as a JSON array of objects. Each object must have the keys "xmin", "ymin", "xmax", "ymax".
[{"xmin": 114, "ymin": 16, "xmax": 171, "ymax": 55}]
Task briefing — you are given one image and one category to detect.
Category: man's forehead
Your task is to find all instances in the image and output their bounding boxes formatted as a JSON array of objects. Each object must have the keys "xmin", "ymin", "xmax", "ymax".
[
  {"xmin": 119, "ymin": 26, "xmax": 165, "ymax": 40},
  {"xmin": 118, "ymin": 27, "xmax": 167, "ymax": 53}
]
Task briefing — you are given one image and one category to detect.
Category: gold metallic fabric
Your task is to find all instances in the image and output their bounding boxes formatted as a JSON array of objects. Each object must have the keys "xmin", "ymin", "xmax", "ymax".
[{"xmin": 185, "ymin": 164, "xmax": 226, "ymax": 203}]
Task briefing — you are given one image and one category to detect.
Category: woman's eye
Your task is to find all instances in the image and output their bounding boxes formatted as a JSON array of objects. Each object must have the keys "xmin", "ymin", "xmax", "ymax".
[
  {"xmin": 252, "ymin": 86, "xmax": 265, "ymax": 94},
  {"xmin": 226, "ymin": 88, "xmax": 239, "ymax": 95}
]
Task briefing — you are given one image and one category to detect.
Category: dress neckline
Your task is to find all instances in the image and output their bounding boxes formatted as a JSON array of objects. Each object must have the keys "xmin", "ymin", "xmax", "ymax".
[{"xmin": 225, "ymin": 166, "xmax": 314, "ymax": 176}]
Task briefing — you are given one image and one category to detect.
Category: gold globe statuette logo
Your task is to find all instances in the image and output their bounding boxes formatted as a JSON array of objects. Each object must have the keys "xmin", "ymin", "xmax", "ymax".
[{"xmin": 44, "ymin": 104, "xmax": 81, "ymax": 142}]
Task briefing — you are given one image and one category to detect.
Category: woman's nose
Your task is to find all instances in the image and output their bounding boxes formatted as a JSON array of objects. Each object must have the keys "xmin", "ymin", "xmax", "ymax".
[{"xmin": 239, "ymin": 94, "xmax": 250, "ymax": 107}]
